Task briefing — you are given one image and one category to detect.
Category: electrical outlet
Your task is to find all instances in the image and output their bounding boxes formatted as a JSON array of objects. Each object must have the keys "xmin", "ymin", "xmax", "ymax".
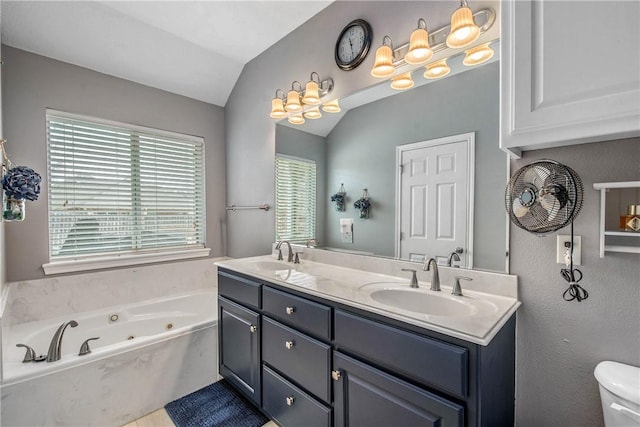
[{"xmin": 556, "ymin": 235, "xmax": 581, "ymax": 265}]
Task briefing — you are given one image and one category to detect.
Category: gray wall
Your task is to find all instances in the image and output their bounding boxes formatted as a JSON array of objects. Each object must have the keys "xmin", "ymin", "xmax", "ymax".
[
  {"xmin": 324, "ymin": 62, "xmax": 506, "ymax": 271},
  {"xmin": 511, "ymin": 138, "xmax": 640, "ymax": 427},
  {"xmin": 275, "ymin": 125, "xmax": 327, "ymax": 244},
  {"xmin": 1, "ymin": 46, "xmax": 226, "ymax": 281}
]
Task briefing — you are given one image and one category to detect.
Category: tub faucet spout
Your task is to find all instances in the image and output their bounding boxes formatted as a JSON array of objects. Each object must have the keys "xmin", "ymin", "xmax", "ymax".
[{"xmin": 46, "ymin": 320, "xmax": 78, "ymax": 362}]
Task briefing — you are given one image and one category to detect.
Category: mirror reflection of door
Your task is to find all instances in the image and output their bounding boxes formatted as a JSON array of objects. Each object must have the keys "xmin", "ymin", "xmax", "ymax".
[{"xmin": 395, "ymin": 133, "xmax": 475, "ymax": 267}]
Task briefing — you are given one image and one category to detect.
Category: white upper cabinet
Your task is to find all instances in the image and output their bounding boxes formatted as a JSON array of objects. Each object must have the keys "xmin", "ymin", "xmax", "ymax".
[{"xmin": 500, "ymin": 0, "xmax": 640, "ymax": 157}]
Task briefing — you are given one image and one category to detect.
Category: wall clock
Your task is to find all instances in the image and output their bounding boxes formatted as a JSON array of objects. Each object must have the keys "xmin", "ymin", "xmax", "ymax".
[{"xmin": 335, "ymin": 19, "xmax": 372, "ymax": 71}]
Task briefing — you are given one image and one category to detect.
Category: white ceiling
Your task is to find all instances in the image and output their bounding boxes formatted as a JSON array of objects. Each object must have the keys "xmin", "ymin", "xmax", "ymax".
[{"xmin": 1, "ymin": 1, "xmax": 333, "ymax": 106}]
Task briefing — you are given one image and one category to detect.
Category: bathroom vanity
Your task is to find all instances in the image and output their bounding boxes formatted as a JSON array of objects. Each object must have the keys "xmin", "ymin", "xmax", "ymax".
[{"xmin": 217, "ymin": 255, "xmax": 519, "ymax": 427}]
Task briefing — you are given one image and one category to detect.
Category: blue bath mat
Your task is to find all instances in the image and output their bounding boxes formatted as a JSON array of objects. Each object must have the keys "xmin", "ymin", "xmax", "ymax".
[{"xmin": 165, "ymin": 379, "xmax": 269, "ymax": 427}]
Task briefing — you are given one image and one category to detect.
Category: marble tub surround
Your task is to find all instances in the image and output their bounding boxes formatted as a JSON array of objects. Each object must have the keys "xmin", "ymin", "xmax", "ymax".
[
  {"xmin": 3, "ymin": 257, "xmax": 228, "ymax": 326},
  {"xmin": 217, "ymin": 254, "xmax": 520, "ymax": 345}
]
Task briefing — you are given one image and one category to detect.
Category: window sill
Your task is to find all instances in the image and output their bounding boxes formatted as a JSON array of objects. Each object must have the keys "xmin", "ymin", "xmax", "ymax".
[{"xmin": 42, "ymin": 247, "xmax": 211, "ymax": 275}]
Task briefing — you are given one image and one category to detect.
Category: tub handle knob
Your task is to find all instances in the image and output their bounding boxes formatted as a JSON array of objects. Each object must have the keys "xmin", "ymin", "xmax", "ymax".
[
  {"xmin": 16, "ymin": 344, "xmax": 37, "ymax": 363},
  {"xmin": 79, "ymin": 337, "xmax": 100, "ymax": 356}
]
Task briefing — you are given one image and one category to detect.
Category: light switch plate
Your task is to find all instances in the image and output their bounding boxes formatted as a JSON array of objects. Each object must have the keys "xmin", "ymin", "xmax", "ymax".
[{"xmin": 556, "ymin": 235, "xmax": 581, "ymax": 265}]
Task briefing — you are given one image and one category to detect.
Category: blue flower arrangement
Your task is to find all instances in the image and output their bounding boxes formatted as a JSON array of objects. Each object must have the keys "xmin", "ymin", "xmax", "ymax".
[
  {"xmin": 2, "ymin": 166, "xmax": 42, "ymax": 201},
  {"xmin": 331, "ymin": 183, "xmax": 346, "ymax": 211},
  {"xmin": 354, "ymin": 188, "xmax": 371, "ymax": 219}
]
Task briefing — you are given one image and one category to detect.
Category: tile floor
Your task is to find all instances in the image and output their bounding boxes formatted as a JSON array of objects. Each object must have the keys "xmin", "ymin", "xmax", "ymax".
[{"xmin": 122, "ymin": 408, "xmax": 278, "ymax": 427}]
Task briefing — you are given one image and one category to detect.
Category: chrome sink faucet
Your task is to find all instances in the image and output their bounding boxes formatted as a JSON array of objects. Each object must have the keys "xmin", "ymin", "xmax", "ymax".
[
  {"xmin": 275, "ymin": 240, "xmax": 294, "ymax": 262},
  {"xmin": 447, "ymin": 247, "xmax": 463, "ymax": 267},
  {"xmin": 46, "ymin": 320, "xmax": 78, "ymax": 362},
  {"xmin": 423, "ymin": 258, "xmax": 440, "ymax": 291}
]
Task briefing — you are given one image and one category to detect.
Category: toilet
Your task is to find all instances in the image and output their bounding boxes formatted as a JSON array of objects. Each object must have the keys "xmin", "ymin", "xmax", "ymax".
[{"xmin": 594, "ymin": 361, "xmax": 640, "ymax": 426}]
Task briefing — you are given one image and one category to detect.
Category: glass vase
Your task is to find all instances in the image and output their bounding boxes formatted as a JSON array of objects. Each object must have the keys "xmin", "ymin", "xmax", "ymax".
[{"xmin": 3, "ymin": 196, "xmax": 26, "ymax": 221}]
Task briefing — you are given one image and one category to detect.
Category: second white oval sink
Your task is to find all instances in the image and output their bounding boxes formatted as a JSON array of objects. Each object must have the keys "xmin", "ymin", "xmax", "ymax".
[{"xmin": 370, "ymin": 289, "xmax": 475, "ymax": 317}]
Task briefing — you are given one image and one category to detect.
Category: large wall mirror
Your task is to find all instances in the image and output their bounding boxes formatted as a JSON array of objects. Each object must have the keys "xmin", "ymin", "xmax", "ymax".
[{"xmin": 276, "ymin": 58, "xmax": 508, "ymax": 273}]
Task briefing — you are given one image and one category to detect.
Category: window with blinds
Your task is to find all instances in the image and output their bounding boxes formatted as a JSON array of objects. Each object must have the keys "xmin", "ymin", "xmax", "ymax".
[
  {"xmin": 46, "ymin": 110, "xmax": 206, "ymax": 267},
  {"xmin": 275, "ymin": 155, "xmax": 316, "ymax": 242}
]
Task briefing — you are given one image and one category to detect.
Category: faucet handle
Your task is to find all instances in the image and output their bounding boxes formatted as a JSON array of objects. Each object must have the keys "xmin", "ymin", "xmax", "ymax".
[
  {"xmin": 16, "ymin": 343, "xmax": 36, "ymax": 363},
  {"xmin": 277, "ymin": 248, "xmax": 283, "ymax": 261},
  {"xmin": 294, "ymin": 252, "xmax": 301, "ymax": 264},
  {"xmin": 401, "ymin": 268, "xmax": 419, "ymax": 288},
  {"xmin": 79, "ymin": 337, "xmax": 100, "ymax": 356},
  {"xmin": 452, "ymin": 276, "xmax": 472, "ymax": 296}
]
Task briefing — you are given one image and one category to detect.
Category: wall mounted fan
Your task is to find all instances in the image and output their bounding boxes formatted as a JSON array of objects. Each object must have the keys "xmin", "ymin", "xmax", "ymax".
[
  {"xmin": 505, "ymin": 160, "xmax": 583, "ymax": 235},
  {"xmin": 505, "ymin": 160, "xmax": 588, "ymax": 301}
]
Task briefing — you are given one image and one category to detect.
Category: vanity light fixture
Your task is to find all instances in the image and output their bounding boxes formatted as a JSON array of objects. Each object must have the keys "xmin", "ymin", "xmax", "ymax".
[
  {"xmin": 285, "ymin": 81, "xmax": 303, "ymax": 112},
  {"xmin": 462, "ymin": 42, "xmax": 494, "ymax": 66},
  {"xmin": 424, "ymin": 59, "xmax": 451, "ymax": 79},
  {"xmin": 390, "ymin": 72, "xmax": 415, "ymax": 90},
  {"xmin": 371, "ymin": 36, "xmax": 396, "ymax": 78},
  {"xmin": 446, "ymin": 0, "xmax": 481, "ymax": 49},
  {"xmin": 404, "ymin": 19, "xmax": 433, "ymax": 65},
  {"xmin": 322, "ymin": 99, "xmax": 341, "ymax": 113},
  {"xmin": 270, "ymin": 73, "xmax": 336, "ymax": 125},
  {"xmin": 301, "ymin": 72, "xmax": 321, "ymax": 105},
  {"xmin": 269, "ymin": 89, "xmax": 287, "ymax": 119},
  {"xmin": 304, "ymin": 107, "xmax": 322, "ymax": 120}
]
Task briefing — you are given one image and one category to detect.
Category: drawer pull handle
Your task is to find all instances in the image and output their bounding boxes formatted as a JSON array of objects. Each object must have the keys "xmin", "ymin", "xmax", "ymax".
[
  {"xmin": 285, "ymin": 340, "xmax": 295, "ymax": 349},
  {"xmin": 249, "ymin": 325, "xmax": 257, "ymax": 333},
  {"xmin": 286, "ymin": 396, "xmax": 295, "ymax": 406},
  {"xmin": 331, "ymin": 370, "xmax": 342, "ymax": 381},
  {"xmin": 285, "ymin": 306, "xmax": 296, "ymax": 315}
]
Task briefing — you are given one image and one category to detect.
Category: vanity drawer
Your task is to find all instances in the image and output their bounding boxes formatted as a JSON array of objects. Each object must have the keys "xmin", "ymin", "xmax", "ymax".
[
  {"xmin": 262, "ymin": 317, "xmax": 331, "ymax": 403},
  {"xmin": 334, "ymin": 310, "xmax": 469, "ymax": 398},
  {"xmin": 218, "ymin": 269, "xmax": 261, "ymax": 309},
  {"xmin": 262, "ymin": 364, "xmax": 332, "ymax": 427},
  {"xmin": 262, "ymin": 286, "xmax": 331, "ymax": 341}
]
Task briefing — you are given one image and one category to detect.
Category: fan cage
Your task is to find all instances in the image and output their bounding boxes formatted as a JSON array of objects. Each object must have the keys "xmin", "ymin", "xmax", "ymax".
[{"xmin": 505, "ymin": 160, "xmax": 583, "ymax": 234}]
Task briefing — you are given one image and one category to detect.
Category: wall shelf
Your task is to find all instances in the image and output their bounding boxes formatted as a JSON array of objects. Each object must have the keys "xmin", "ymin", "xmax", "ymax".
[{"xmin": 593, "ymin": 181, "xmax": 640, "ymax": 257}]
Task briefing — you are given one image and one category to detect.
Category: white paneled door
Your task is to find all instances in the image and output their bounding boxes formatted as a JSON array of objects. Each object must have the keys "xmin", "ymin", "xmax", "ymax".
[{"xmin": 396, "ymin": 133, "xmax": 474, "ymax": 267}]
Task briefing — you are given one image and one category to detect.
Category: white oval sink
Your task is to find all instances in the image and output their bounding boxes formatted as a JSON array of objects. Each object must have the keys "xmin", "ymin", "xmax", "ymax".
[{"xmin": 370, "ymin": 289, "xmax": 475, "ymax": 317}]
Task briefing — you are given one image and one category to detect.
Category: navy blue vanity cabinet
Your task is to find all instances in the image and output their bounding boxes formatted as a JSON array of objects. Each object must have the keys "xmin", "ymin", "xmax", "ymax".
[
  {"xmin": 218, "ymin": 270, "xmax": 263, "ymax": 406},
  {"xmin": 333, "ymin": 351, "xmax": 464, "ymax": 427},
  {"xmin": 261, "ymin": 285, "xmax": 333, "ymax": 424}
]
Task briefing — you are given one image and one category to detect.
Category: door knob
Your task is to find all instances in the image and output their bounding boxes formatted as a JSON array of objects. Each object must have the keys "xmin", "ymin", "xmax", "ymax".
[
  {"xmin": 331, "ymin": 370, "xmax": 342, "ymax": 381},
  {"xmin": 285, "ymin": 340, "xmax": 295, "ymax": 349},
  {"xmin": 286, "ymin": 396, "xmax": 295, "ymax": 406},
  {"xmin": 285, "ymin": 306, "xmax": 295, "ymax": 315},
  {"xmin": 249, "ymin": 325, "xmax": 257, "ymax": 333}
]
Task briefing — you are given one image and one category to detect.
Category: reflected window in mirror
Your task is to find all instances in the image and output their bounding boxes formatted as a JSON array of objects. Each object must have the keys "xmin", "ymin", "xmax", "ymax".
[{"xmin": 275, "ymin": 155, "xmax": 317, "ymax": 241}]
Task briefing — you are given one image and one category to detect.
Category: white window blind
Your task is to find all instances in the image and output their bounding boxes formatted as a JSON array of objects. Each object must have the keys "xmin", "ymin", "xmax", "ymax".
[
  {"xmin": 275, "ymin": 155, "xmax": 316, "ymax": 242},
  {"xmin": 46, "ymin": 111, "xmax": 206, "ymax": 266}
]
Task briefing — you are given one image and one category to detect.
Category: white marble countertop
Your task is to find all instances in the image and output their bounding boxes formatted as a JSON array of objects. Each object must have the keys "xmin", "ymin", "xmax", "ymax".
[{"xmin": 216, "ymin": 255, "xmax": 521, "ymax": 346}]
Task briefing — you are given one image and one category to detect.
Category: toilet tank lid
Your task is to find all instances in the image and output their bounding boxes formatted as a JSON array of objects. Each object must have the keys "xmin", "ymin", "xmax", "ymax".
[{"xmin": 594, "ymin": 361, "xmax": 640, "ymax": 404}]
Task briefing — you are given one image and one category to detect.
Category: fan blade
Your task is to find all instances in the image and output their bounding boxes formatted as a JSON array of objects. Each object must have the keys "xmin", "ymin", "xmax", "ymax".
[
  {"xmin": 512, "ymin": 198, "xmax": 530, "ymax": 218},
  {"xmin": 522, "ymin": 165, "xmax": 550, "ymax": 188},
  {"xmin": 540, "ymin": 193, "xmax": 561, "ymax": 222}
]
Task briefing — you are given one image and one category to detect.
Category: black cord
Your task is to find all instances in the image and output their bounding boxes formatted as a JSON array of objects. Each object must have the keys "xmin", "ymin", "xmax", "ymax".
[{"xmin": 560, "ymin": 221, "xmax": 588, "ymax": 302}]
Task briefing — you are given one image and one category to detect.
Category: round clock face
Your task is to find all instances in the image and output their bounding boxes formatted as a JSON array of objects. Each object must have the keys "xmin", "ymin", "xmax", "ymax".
[{"xmin": 335, "ymin": 19, "xmax": 372, "ymax": 71}]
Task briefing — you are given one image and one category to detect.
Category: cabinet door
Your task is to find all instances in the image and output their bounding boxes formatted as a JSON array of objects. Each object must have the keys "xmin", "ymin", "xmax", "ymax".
[
  {"xmin": 332, "ymin": 352, "xmax": 464, "ymax": 427},
  {"xmin": 219, "ymin": 296, "xmax": 261, "ymax": 406},
  {"xmin": 500, "ymin": 0, "xmax": 640, "ymax": 156}
]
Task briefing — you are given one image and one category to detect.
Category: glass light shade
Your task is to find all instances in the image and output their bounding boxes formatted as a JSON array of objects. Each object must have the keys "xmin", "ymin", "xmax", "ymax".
[
  {"xmin": 285, "ymin": 90, "xmax": 302, "ymax": 112},
  {"xmin": 269, "ymin": 98, "xmax": 287, "ymax": 119},
  {"xmin": 304, "ymin": 107, "xmax": 322, "ymax": 119},
  {"xmin": 446, "ymin": 5, "xmax": 480, "ymax": 48},
  {"xmin": 301, "ymin": 80, "xmax": 321, "ymax": 105},
  {"xmin": 288, "ymin": 113, "xmax": 305, "ymax": 125},
  {"xmin": 390, "ymin": 72, "xmax": 414, "ymax": 90},
  {"xmin": 322, "ymin": 99, "xmax": 341, "ymax": 113},
  {"xmin": 404, "ymin": 28, "xmax": 433, "ymax": 65},
  {"xmin": 371, "ymin": 45, "xmax": 395, "ymax": 78},
  {"xmin": 424, "ymin": 59, "xmax": 451, "ymax": 79},
  {"xmin": 463, "ymin": 43, "xmax": 494, "ymax": 66}
]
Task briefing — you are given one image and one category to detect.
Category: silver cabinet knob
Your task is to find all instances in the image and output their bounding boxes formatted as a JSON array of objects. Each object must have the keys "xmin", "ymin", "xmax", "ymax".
[
  {"xmin": 285, "ymin": 340, "xmax": 295, "ymax": 349},
  {"xmin": 331, "ymin": 370, "xmax": 342, "ymax": 381},
  {"xmin": 285, "ymin": 306, "xmax": 295, "ymax": 315},
  {"xmin": 249, "ymin": 324, "xmax": 257, "ymax": 333},
  {"xmin": 286, "ymin": 396, "xmax": 295, "ymax": 406}
]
